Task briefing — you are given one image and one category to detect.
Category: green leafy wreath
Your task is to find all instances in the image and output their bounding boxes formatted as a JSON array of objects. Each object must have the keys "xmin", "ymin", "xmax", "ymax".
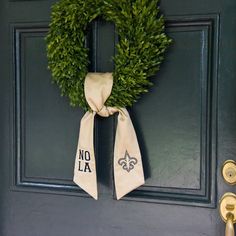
[{"xmin": 46, "ymin": 0, "xmax": 171, "ymax": 110}]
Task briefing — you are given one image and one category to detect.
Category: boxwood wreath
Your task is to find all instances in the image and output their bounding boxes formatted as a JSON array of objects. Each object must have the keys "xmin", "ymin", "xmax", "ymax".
[{"xmin": 46, "ymin": 0, "xmax": 172, "ymax": 110}]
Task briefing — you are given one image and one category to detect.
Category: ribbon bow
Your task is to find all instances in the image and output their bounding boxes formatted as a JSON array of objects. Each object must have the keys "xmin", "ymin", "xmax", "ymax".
[{"xmin": 73, "ymin": 73, "xmax": 145, "ymax": 199}]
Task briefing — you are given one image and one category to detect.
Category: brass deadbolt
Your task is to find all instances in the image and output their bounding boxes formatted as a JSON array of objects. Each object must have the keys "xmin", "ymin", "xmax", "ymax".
[{"xmin": 222, "ymin": 160, "xmax": 236, "ymax": 185}]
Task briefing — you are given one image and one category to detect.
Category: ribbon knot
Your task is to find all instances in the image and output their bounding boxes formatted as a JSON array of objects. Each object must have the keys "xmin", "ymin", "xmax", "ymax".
[
  {"xmin": 73, "ymin": 73, "xmax": 145, "ymax": 200},
  {"xmin": 96, "ymin": 106, "xmax": 117, "ymax": 117},
  {"xmin": 85, "ymin": 73, "xmax": 117, "ymax": 117}
]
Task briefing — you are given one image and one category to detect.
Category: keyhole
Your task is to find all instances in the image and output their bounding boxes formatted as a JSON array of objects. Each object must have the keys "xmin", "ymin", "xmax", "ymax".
[{"xmin": 226, "ymin": 167, "xmax": 236, "ymax": 178}]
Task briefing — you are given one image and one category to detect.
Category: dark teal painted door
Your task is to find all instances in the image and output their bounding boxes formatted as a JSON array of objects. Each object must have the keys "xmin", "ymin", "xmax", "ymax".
[{"xmin": 1, "ymin": 0, "xmax": 236, "ymax": 235}]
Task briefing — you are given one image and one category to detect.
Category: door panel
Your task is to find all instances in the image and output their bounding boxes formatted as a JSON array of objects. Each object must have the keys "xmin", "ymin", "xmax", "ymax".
[
  {"xmin": 129, "ymin": 15, "xmax": 218, "ymax": 207},
  {"xmin": 13, "ymin": 24, "xmax": 84, "ymax": 194},
  {"xmin": 1, "ymin": 0, "xmax": 236, "ymax": 236}
]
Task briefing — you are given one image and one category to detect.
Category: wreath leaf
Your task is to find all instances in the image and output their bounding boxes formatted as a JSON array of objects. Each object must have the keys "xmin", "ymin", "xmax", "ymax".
[{"xmin": 46, "ymin": 0, "xmax": 171, "ymax": 110}]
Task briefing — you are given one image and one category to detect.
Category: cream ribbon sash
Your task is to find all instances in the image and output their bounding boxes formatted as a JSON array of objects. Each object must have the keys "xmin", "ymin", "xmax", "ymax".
[{"xmin": 73, "ymin": 73, "xmax": 145, "ymax": 200}]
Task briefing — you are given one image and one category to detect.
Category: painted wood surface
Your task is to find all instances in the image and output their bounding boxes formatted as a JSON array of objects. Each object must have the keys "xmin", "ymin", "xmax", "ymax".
[{"xmin": 0, "ymin": 0, "xmax": 236, "ymax": 235}]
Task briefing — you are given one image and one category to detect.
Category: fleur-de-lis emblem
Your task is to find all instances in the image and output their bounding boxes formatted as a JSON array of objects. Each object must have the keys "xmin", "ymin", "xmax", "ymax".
[{"xmin": 118, "ymin": 151, "xmax": 138, "ymax": 172}]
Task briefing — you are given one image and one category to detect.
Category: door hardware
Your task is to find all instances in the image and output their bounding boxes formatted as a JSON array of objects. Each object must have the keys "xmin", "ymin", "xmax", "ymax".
[
  {"xmin": 220, "ymin": 192, "xmax": 236, "ymax": 236},
  {"xmin": 222, "ymin": 160, "xmax": 236, "ymax": 185}
]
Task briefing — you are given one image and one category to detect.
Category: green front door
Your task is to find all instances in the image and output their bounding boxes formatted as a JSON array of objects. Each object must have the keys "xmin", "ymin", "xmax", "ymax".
[{"xmin": 1, "ymin": 0, "xmax": 236, "ymax": 235}]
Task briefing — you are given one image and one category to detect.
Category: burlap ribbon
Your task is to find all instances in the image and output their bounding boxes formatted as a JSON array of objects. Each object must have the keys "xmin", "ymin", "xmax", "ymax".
[{"xmin": 73, "ymin": 73, "xmax": 145, "ymax": 200}]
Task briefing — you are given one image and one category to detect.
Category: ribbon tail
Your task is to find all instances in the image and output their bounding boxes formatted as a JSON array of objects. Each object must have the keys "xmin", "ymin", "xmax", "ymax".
[
  {"xmin": 73, "ymin": 111, "xmax": 98, "ymax": 200},
  {"xmin": 114, "ymin": 108, "xmax": 145, "ymax": 200}
]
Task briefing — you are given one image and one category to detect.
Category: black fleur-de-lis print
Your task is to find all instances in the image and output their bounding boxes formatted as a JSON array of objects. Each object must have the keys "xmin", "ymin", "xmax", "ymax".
[{"xmin": 118, "ymin": 151, "xmax": 138, "ymax": 172}]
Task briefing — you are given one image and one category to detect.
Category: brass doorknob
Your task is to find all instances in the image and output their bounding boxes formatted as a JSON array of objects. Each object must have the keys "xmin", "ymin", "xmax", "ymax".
[{"xmin": 220, "ymin": 193, "xmax": 236, "ymax": 236}]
